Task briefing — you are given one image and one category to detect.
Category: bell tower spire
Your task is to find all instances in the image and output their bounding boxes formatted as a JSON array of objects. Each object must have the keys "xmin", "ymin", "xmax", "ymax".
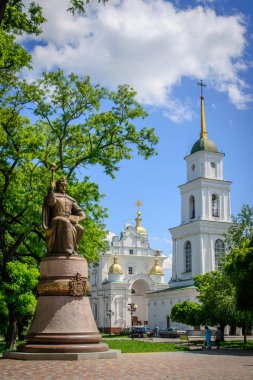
[{"xmin": 197, "ymin": 80, "xmax": 207, "ymax": 139}]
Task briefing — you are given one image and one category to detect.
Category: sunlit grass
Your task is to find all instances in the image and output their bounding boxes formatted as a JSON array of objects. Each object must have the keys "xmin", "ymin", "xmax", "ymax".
[
  {"xmin": 1, "ymin": 339, "xmax": 252, "ymax": 356},
  {"xmin": 102, "ymin": 339, "xmax": 189, "ymax": 353}
]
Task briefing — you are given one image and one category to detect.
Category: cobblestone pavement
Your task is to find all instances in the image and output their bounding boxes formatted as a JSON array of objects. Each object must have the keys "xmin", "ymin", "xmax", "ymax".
[{"xmin": 1, "ymin": 350, "xmax": 253, "ymax": 380}]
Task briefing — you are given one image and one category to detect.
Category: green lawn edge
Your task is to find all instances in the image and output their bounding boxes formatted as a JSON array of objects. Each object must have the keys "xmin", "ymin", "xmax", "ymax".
[{"xmin": 1, "ymin": 339, "xmax": 253, "ymax": 356}]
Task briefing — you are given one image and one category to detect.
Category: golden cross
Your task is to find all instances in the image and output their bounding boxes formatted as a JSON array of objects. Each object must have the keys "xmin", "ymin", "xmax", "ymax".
[{"xmin": 135, "ymin": 199, "xmax": 143, "ymax": 213}]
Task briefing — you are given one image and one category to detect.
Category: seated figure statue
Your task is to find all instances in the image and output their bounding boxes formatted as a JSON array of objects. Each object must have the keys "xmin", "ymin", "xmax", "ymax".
[{"xmin": 43, "ymin": 177, "xmax": 86, "ymax": 255}]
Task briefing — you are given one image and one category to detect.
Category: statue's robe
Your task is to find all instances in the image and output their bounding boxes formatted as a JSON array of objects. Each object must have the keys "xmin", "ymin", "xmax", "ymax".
[{"xmin": 43, "ymin": 190, "xmax": 85, "ymax": 255}]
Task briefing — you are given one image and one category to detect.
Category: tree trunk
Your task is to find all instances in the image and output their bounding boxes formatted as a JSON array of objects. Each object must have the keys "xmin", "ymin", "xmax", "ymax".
[
  {"xmin": 242, "ymin": 325, "xmax": 248, "ymax": 345},
  {"xmin": 5, "ymin": 308, "xmax": 18, "ymax": 350},
  {"xmin": 17, "ymin": 320, "xmax": 25, "ymax": 341},
  {"xmin": 220, "ymin": 325, "xmax": 225, "ymax": 341},
  {"xmin": 0, "ymin": 0, "xmax": 9, "ymax": 25},
  {"xmin": 244, "ymin": 331, "xmax": 247, "ymax": 345}
]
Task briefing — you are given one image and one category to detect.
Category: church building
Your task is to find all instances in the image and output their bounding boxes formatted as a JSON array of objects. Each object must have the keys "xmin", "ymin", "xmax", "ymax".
[
  {"xmin": 146, "ymin": 86, "xmax": 233, "ymax": 330},
  {"xmin": 89, "ymin": 200, "xmax": 168, "ymax": 333}
]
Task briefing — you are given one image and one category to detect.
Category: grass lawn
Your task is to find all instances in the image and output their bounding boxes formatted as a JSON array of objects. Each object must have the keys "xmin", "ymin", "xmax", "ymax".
[
  {"xmin": 1, "ymin": 339, "xmax": 252, "ymax": 356},
  {"xmin": 102, "ymin": 338, "xmax": 253, "ymax": 352},
  {"xmin": 220, "ymin": 340, "xmax": 253, "ymax": 349},
  {"xmin": 101, "ymin": 339, "xmax": 189, "ymax": 353}
]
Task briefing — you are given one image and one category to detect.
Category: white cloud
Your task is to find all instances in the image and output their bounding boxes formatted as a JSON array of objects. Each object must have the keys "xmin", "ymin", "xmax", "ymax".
[
  {"xmin": 149, "ymin": 236, "xmax": 173, "ymax": 246},
  {"xmin": 163, "ymin": 238, "xmax": 173, "ymax": 245},
  {"xmin": 149, "ymin": 235, "xmax": 160, "ymax": 242},
  {"xmin": 164, "ymin": 98, "xmax": 194, "ymax": 123},
  {"xmin": 227, "ymin": 85, "xmax": 253, "ymax": 110},
  {"xmin": 106, "ymin": 231, "xmax": 116, "ymax": 242},
  {"xmin": 163, "ymin": 254, "xmax": 173, "ymax": 270},
  {"xmin": 22, "ymin": 0, "xmax": 251, "ymax": 118}
]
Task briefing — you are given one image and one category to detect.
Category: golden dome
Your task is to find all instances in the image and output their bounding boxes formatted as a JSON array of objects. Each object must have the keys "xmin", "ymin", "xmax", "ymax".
[
  {"xmin": 109, "ymin": 257, "xmax": 123, "ymax": 274},
  {"xmin": 150, "ymin": 257, "xmax": 164, "ymax": 275},
  {"xmin": 136, "ymin": 226, "xmax": 147, "ymax": 234}
]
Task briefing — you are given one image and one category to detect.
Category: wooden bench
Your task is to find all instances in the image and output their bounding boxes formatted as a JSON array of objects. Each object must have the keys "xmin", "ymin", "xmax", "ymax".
[
  {"xmin": 179, "ymin": 334, "xmax": 190, "ymax": 345},
  {"xmin": 143, "ymin": 333, "xmax": 153, "ymax": 342},
  {"xmin": 180, "ymin": 335, "xmax": 204, "ymax": 350}
]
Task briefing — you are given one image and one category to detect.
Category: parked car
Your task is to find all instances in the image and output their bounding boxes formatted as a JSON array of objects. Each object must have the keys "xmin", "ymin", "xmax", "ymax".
[
  {"xmin": 119, "ymin": 327, "xmax": 132, "ymax": 336},
  {"xmin": 129, "ymin": 327, "xmax": 152, "ymax": 338},
  {"xmin": 159, "ymin": 327, "xmax": 186, "ymax": 338}
]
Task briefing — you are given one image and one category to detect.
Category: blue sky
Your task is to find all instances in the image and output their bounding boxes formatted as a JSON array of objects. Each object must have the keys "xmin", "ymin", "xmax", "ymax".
[{"xmin": 21, "ymin": 0, "xmax": 253, "ymax": 280}]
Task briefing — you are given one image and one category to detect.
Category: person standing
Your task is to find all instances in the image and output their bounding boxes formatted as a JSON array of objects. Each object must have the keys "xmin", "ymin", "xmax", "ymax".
[
  {"xmin": 205, "ymin": 326, "xmax": 212, "ymax": 350},
  {"xmin": 215, "ymin": 327, "xmax": 222, "ymax": 349},
  {"xmin": 154, "ymin": 324, "xmax": 159, "ymax": 337}
]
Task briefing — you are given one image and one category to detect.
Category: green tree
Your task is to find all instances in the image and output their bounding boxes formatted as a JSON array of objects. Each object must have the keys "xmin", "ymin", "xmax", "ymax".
[
  {"xmin": 0, "ymin": 0, "xmax": 157, "ymax": 350},
  {"xmin": 194, "ymin": 272, "xmax": 237, "ymax": 340},
  {"xmin": 194, "ymin": 271, "xmax": 253, "ymax": 342},
  {"xmin": 225, "ymin": 241, "xmax": 253, "ymax": 311},
  {"xmin": 170, "ymin": 300, "xmax": 203, "ymax": 328},
  {"xmin": 225, "ymin": 204, "xmax": 253, "ymax": 251},
  {"xmin": 31, "ymin": 69, "xmax": 157, "ymax": 176},
  {"xmin": 1, "ymin": 262, "xmax": 39, "ymax": 349},
  {"xmin": 224, "ymin": 205, "xmax": 253, "ymax": 312},
  {"xmin": 0, "ymin": 70, "xmax": 158, "ymax": 348},
  {"xmin": 0, "ymin": 0, "xmax": 108, "ymax": 34},
  {"xmin": 0, "ymin": 1, "xmax": 45, "ymax": 35},
  {"xmin": 68, "ymin": 0, "xmax": 108, "ymax": 15}
]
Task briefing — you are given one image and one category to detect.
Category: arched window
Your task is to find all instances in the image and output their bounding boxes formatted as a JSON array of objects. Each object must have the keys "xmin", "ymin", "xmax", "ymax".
[
  {"xmin": 212, "ymin": 194, "xmax": 219, "ymax": 217},
  {"xmin": 184, "ymin": 241, "xmax": 192, "ymax": 273},
  {"xmin": 189, "ymin": 196, "xmax": 195, "ymax": 219},
  {"xmin": 215, "ymin": 239, "xmax": 225, "ymax": 270}
]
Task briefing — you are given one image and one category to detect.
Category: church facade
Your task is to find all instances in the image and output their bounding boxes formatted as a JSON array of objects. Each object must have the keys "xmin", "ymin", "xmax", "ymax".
[
  {"xmin": 147, "ymin": 92, "xmax": 233, "ymax": 330},
  {"xmin": 89, "ymin": 201, "xmax": 168, "ymax": 333},
  {"xmin": 89, "ymin": 90, "xmax": 234, "ymax": 333}
]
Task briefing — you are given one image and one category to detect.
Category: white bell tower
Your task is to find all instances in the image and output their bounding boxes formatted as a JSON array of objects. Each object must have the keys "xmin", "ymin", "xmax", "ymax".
[{"xmin": 169, "ymin": 81, "xmax": 232, "ymax": 287}]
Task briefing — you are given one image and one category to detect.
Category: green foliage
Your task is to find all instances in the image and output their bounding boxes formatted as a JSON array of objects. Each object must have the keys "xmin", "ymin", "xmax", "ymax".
[
  {"xmin": 225, "ymin": 204, "xmax": 253, "ymax": 251},
  {"xmin": 68, "ymin": 0, "xmax": 109, "ymax": 15},
  {"xmin": 30, "ymin": 69, "xmax": 158, "ymax": 178},
  {"xmin": 225, "ymin": 242, "xmax": 253, "ymax": 311},
  {"xmin": 0, "ymin": 1, "xmax": 46, "ymax": 35},
  {"xmin": 193, "ymin": 270, "xmax": 253, "ymax": 339},
  {"xmin": 171, "ymin": 300, "xmax": 203, "ymax": 327},
  {"xmin": 224, "ymin": 204, "xmax": 253, "ymax": 311},
  {"xmin": 194, "ymin": 271, "xmax": 237, "ymax": 328},
  {"xmin": 0, "ymin": 262, "xmax": 39, "ymax": 337},
  {"xmin": 0, "ymin": 30, "xmax": 31, "ymax": 75},
  {"xmin": 0, "ymin": 292, "xmax": 8, "ymax": 335}
]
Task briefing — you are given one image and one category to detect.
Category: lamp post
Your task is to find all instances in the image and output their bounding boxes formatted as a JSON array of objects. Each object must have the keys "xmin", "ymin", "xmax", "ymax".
[
  {"xmin": 127, "ymin": 303, "xmax": 137, "ymax": 339},
  {"xmin": 97, "ymin": 289, "xmax": 108, "ymax": 333},
  {"xmin": 106, "ymin": 310, "xmax": 114, "ymax": 335}
]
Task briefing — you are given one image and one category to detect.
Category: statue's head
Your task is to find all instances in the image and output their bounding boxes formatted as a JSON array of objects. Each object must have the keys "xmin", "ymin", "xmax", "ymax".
[{"xmin": 56, "ymin": 177, "xmax": 67, "ymax": 193}]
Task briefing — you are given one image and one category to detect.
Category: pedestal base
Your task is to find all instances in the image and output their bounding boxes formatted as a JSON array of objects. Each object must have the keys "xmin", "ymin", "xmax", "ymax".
[
  {"xmin": 18, "ymin": 255, "xmax": 109, "ymax": 355},
  {"xmin": 18, "ymin": 341, "xmax": 109, "ymax": 353},
  {"xmin": 3, "ymin": 349, "xmax": 121, "ymax": 361}
]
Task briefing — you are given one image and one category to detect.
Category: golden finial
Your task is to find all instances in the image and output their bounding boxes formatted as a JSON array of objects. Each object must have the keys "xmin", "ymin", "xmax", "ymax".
[
  {"xmin": 197, "ymin": 80, "xmax": 208, "ymax": 139},
  {"xmin": 135, "ymin": 198, "xmax": 147, "ymax": 235},
  {"xmin": 135, "ymin": 199, "xmax": 143, "ymax": 214}
]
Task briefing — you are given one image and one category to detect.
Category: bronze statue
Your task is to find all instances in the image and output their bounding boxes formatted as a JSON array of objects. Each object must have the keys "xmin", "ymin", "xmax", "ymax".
[{"xmin": 43, "ymin": 174, "xmax": 86, "ymax": 255}]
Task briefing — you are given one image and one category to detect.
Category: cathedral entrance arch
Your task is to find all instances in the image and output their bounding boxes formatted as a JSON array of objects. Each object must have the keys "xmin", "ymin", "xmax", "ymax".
[{"xmin": 130, "ymin": 278, "xmax": 151, "ymax": 326}]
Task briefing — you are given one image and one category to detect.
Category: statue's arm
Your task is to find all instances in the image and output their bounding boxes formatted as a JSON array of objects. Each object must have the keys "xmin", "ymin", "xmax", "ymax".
[
  {"xmin": 71, "ymin": 202, "xmax": 86, "ymax": 222},
  {"xmin": 44, "ymin": 186, "xmax": 56, "ymax": 207}
]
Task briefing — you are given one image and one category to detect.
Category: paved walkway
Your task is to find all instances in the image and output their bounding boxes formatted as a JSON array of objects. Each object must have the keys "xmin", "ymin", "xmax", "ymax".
[{"xmin": 1, "ymin": 350, "xmax": 253, "ymax": 380}]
